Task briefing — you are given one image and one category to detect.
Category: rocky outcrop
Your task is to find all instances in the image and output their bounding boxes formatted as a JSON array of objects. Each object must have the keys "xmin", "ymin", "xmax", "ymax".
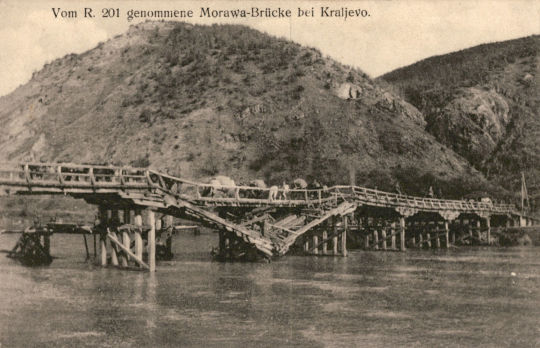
[
  {"xmin": 381, "ymin": 35, "xmax": 539, "ymax": 205},
  {"xmin": 426, "ymin": 87, "xmax": 510, "ymax": 163},
  {"xmin": 335, "ymin": 82, "xmax": 362, "ymax": 100}
]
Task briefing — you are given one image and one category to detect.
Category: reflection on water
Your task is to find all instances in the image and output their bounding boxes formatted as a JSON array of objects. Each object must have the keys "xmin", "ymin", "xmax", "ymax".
[{"xmin": 0, "ymin": 232, "xmax": 539, "ymax": 347}]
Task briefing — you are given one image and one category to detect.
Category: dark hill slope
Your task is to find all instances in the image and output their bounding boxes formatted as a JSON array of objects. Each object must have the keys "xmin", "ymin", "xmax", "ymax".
[
  {"xmin": 380, "ymin": 35, "xmax": 540, "ymax": 197},
  {"xmin": 0, "ymin": 22, "xmax": 488, "ymax": 198}
]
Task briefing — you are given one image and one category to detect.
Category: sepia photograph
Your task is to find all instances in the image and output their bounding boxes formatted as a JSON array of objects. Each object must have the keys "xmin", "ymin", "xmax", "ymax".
[{"xmin": 0, "ymin": 0, "xmax": 539, "ymax": 346}]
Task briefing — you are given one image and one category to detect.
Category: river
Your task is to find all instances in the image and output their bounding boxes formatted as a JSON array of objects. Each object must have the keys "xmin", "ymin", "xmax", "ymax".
[{"xmin": 0, "ymin": 231, "xmax": 539, "ymax": 347}]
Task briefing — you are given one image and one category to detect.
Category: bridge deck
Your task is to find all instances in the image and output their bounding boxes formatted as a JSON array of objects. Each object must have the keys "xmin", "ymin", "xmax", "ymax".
[
  {"xmin": 0, "ymin": 162, "xmax": 518, "ymax": 214},
  {"xmin": 0, "ymin": 162, "xmax": 529, "ymax": 259}
]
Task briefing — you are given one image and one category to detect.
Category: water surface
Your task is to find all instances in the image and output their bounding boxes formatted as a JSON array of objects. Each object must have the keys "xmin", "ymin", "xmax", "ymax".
[{"xmin": 0, "ymin": 232, "xmax": 539, "ymax": 347}]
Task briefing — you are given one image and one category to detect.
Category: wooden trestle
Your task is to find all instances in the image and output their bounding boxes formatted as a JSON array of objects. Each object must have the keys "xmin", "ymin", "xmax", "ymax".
[{"xmin": 0, "ymin": 162, "xmax": 537, "ymax": 271}]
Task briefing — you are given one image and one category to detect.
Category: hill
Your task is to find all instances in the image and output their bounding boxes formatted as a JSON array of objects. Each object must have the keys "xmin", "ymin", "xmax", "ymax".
[
  {"xmin": 380, "ymin": 35, "xmax": 540, "ymax": 205},
  {"xmin": 0, "ymin": 21, "xmax": 497, "ymax": 211}
]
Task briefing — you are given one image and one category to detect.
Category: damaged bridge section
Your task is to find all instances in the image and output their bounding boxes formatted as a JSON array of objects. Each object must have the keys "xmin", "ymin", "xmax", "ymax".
[{"xmin": 0, "ymin": 162, "xmax": 535, "ymax": 269}]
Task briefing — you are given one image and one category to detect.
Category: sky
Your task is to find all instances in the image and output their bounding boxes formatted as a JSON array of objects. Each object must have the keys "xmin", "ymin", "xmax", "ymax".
[{"xmin": 0, "ymin": 0, "xmax": 538, "ymax": 96}]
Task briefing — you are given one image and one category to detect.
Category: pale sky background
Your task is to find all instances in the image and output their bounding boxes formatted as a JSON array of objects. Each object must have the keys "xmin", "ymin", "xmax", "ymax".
[{"xmin": 0, "ymin": 0, "xmax": 538, "ymax": 96}]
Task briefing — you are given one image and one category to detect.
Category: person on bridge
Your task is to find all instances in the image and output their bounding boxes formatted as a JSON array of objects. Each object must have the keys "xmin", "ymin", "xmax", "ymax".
[
  {"xmin": 428, "ymin": 186, "xmax": 434, "ymax": 198},
  {"xmin": 395, "ymin": 182, "xmax": 403, "ymax": 196},
  {"xmin": 293, "ymin": 178, "xmax": 308, "ymax": 189},
  {"xmin": 308, "ymin": 180, "xmax": 323, "ymax": 200},
  {"xmin": 268, "ymin": 185, "xmax": 278, "ymax": 201},
  {"xmin": 280, "ymin": 182, "xmax": 290, "ymax": 200}
]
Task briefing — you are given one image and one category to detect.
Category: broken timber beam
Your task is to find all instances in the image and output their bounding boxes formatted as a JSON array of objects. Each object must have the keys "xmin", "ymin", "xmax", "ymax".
[{"xmin": 107, "ymin": 232, "xmax": 150, "ymax": 270}]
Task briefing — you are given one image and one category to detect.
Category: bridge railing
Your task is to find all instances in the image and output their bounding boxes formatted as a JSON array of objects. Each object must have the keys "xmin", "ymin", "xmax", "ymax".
[
  {"xmin": 0, "ymin": 162, "xmax": 150, "ymax": 189},
  {"xmin": 147, "ymin": 169, "xmax": 339, "ymax": 205},
  {"xmin": 0, "ymin": 162, "xmax": 518, "ymax": 214},
  {"xmin": 348, "ymin": 185, "xmax": 514, "ymax": 212}
]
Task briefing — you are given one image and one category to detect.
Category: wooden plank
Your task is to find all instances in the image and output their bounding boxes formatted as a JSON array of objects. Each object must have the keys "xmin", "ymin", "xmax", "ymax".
[
  {"xmin": 121, "ymin": 230, "xmax": 130, "ymax": 267},
  {"xmin": 267, "ymin": 223, "xmax": 297, "ymax": 236},
  {"xmin": 180, "ymin": 201, "xmax": 273, "ymax": 255},
  {"xmin": 281, "ymin": 202, "xmax": 356, "ymax": 246},
  {"xmin": 241, "ymin": 214, "xmax": 269, "ymax": 227},
  {"xmin": 109, "ymin": 230, "xmax": 119, "ymax": 266},
  {"xmin": 83, "ymin": 234, "xmax": 90, "ymax": 260}
]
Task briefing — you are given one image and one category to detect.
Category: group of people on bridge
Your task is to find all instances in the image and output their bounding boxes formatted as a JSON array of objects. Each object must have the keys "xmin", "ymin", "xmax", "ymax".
[{"xmin": 200, "ymin": 176, "xmax": 328, "ymax": 201}]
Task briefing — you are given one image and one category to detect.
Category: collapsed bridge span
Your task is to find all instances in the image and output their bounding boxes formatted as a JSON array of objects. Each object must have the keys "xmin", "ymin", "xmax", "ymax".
[{"xmin": 0, "ymin": 162, "xmax": 536, "ymax": 271}]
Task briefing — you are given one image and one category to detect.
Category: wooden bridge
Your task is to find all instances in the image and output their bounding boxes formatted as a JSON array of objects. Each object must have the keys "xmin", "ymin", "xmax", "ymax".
[{"xmin": 0, "ymin": 162, "xmax": 536, "ymax": 271}]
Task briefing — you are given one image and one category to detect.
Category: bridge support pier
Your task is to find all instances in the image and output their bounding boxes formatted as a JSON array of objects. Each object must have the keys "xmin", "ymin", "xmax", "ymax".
[
  {"xmin": 163, "ymin": 215, "xmax": 174, "ymax": 260},
  {"xmin": 476, "ymin": 219, "xmax": 482, "ymax": 244},
  {"xmin": 333, "ymin": 218, "xmax": 338, "ymax": 255},
  {"xmin": 93, "ymin": 234, "xmax": 97, "ymax": 259},
  {"xmin": 322, "ymin": 230, "xmax": 328, "ymax": 255},
  {"xmin": 364, "ymin": 234, "xmax": 370, "ymax": 249},
  {"xmin": 121, "ymin": 217, "xmax": 130, "ymax": 268},
  {"xmin": 422, "ymin": 221, "xmax": 431, "ymax": 249},
  {"xmin": 468, "ymin": 220, "xmax": 473, "ymax": 244},
  {"xmin": 410, "ymin": 222, "xmax": 416, "ymax": 248},
  {"xmin": 42, "ymin": 232, "xmax": 51, "ymax": 256},
  {"xmin": 486, "ymin": 216, "xmax": 491, "ymax": 245},
  {"xmin": 100, "ymin": 235, "xmax": 107, "ymax": 266},
  {"xmin": 134, "ymin": 210, "xmax": 143, "ymax": 265},
  {"xmin": 109, "ymin": 229, "xmax": 119, "ymax": 266},
  {"xmin": 98, "ymin": 206, "xmax": 108, "ymax": 267},
  {"xmin": 399, "ymin": 216, "xmax": 406, "ymax": 251},
  {"xmin": 391, "ymin": 222, "xmax": 396, "ymax": 249},
  {"xmin": 147, "ymin": 210, "xmax": 156, "ymax": 272},
  {"xmin": 433, "ymin": 221, "xmax": 441, "ymax": 249},
  {"xmin": 219, "ymin": 230, "xmax": 226, "ymax": 257},
  {"xmin": 341, "ymin": 214, "xmax": 348, "ymax": 257},
  {"xmin": 444, "ymin": 221, "xmax": 449, "ymax": 249}
]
